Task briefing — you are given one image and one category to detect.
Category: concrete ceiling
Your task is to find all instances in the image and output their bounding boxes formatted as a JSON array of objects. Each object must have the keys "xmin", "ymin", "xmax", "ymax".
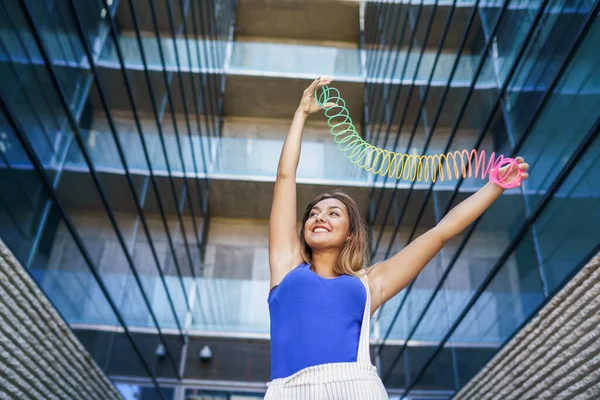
[
  {"xmin": 367, "ymin": 3, "xmax": 484, "ymax": 51},
  {"xmin": 368, "ymin": 84, "xmax": 501, "ymax": 131},
  {"xmin": 115, "ymin": 0, "xmax": 213, "ymax": 37},
  {"xmin": 235, "ymin": 0, "xmax": 360, "ymax": 43},
  {"xmin": 89, "ymin": 67, "xmax": 363, "ymax": 122},
  {"xmin": 55, "ymin": 169, "xmax": 441, "ymax": 228},
  {"xmin": 223, "ymin": 74, "xmax": 364, "ymax": 120}
]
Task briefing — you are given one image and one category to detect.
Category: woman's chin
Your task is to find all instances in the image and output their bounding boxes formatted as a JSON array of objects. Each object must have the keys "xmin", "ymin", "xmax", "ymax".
[{"xmin": 307, "ymin": 237, "xmax": 344, "ymax": 250}]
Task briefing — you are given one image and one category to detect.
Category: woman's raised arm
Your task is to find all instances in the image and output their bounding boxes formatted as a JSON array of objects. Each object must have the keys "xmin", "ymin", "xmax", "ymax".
[
  {"xmin": 368, "ymin": 158, "xmax": 529, "ymax": 311},
  {"xmin": 269, "ymin": 77, "xmax": 333, "ymax": 289}
]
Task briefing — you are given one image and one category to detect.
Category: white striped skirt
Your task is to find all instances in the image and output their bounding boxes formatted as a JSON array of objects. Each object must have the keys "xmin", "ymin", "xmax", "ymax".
[{"xmin": 264, "ymin": 362, "xmax": 388, "ymax": 400}]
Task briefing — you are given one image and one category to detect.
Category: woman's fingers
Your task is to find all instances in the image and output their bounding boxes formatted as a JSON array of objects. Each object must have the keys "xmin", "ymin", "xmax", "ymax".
[
  {"xmin": 316, "ymin": 77, "xmax": 333, "ymax": 88},
  {"xmin": 317, "ymin": 80, "xmax": 333, "ymax": 88},
  {"xmin": 305, "ymin": 77, "xmax": 332, "ymax": 96},
  {"xmin": 516, "ymin": 155, "xmax": 529, "ymax": 181},
  {"xmin": 305, "ymin": 77, "xmax": 322, "ymax": 91},
  {"xmin": 306, "ymin": 77, "xmax": 320, "ymax": 92}
]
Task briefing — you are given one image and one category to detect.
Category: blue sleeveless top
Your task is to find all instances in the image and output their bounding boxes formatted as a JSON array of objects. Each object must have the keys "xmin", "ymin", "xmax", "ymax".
[{"xmin": 268, "ymin": 263, "xmax": 367, "ymax": 379}]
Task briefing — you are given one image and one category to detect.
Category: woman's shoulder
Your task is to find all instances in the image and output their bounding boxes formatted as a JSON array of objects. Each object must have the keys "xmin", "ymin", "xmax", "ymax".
[{"xmin": 360, "ymin": 265, "xmax": 378, "ymax": 277}]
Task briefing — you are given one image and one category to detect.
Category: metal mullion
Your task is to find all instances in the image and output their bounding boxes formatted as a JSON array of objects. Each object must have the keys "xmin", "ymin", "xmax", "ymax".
[
  {"xmin": 506, "ymin": 0, "xmax": 588, "ymax": 138},
  {"xmin": 368, "ymin": 0, "xmax": 444, "ymax": 218},
  {"xmin": 146, "ymin": 0, "xmax": 202, "ymax": 277},
  {"xmin": 366, "ymin": 1, "xmax": 387, "ymax": 75},
  {"xmin": 199, "ymin": 204, "xmax": 211, "ymax": 267},
  {"xmin": 179, "ymin": 0, "xmax": 213, "ymax": 174},
  {"xmin": 369, "ymin": 0, "xmax": 418, "ymax": 157},
  {"xmin": 521, "ymin": 70, "xmax": 598, "ymax": 191},
  {"xmin": 164, "ymin": 0, "xmax": 207, "ymax": 231},
  {"xmin": 178, "ymin": 0, "xmax": 211, "ymax": 201},
  {"xmin": 211, "ymin": 0, "xmax": 225, "ymax": 136},
  {"xmin": 205, "ymin": 0, "xmax": 222, "ymax": 66},
  {"xmin": 364, "ymin": 1, "xmax": 382, "ymax": 127},
  {"xmin": 367, "ymin": 0, "xmax": 392, "ymax": 78},
  {"xmin": 218, "ymin": 0, "xmax": 230, "ymax": 65},
  {"xmin": 0, "ymin": 7, "xmax": 62, "ymax": 138},
  {"xmin": 67, "ymin": 0, "xmax": 186, "ymax": 342},
  {"xmin": 375, "ymin": 0, "xmax": 515, "ymax": 246},
  {"xmin": 525, "ymin": 153, "xmax": 600, "ymax": 298},
  {"xmin": 360, "ymin": 2, "xmax": 370, "ymax": 142},
  {"xmin": 519, "ymin": 68, "xmax": 599, "ymax": 197},
  {"xmin": 175, "ymin": 186, "xmax": 208, "ymax": 322},
  {"xmin": 368, "ymin": 0, "xmax": 401, "ymax": 87},
  {"xmin": 375, "ymin": 0, "xmax": 511, "ymax": 353},
  {"xmin": 188, "ymin": 0, "xmax": 216, "ymax": 143},
  {"xmin": 364, "ymin": 1, "xmax": 379, "ymax": 74},
  {"xmin": 194, "ymin": 0, "xmax": 220, "ymax": 140},
  {"xmin": 400, "ymin": 114, "xmax": 600, "ymax": 396},
  {"xmin": 372, "ymin": 0, "xmax": 451, "ymax": 194},
  {"xmin": 125, "ymin": 0, "xmax": 198, "ymax": 287},
  {"xmin": 187, "ymin": 2, "xmax": 216, "ymax": 143},
  {"xmin": 99, "ymin": 0, "xmax": 192, "ymax": 311},
  {"xmin": 364, "ymin": 1, "xmax": 381, "ymax": 135},
  {"xmin": 383, "ymin": 0, "xmax": 572, "ymax": 379},
  {"xmin": 367, "ymin": 0, "xmax": 406, "ymax": 129},
  {"xmin": 203, "ymin": 0, "xmax": 223, "ymax": 114},
  {"xmin": 51, "ymin": 0, "xmax": 83, "ymax": 67},
  {"xmin": 0, "ymin": 91, "xmax": 166, "ymax": 400},
  {"xmin": 215, "ymin": 0, "xmax": 231, "ymax": 138},
  {"xmin": 370, "ymin": 0, "xmax": 479, "ymax": 240},
  {"xmin": 436, "ymin": 0, "xmax": 580, "ymax": 220},
  {"xmin": 0, "ymin": 37, "xmax": 55, "ymax": 153},
  {"xmin": 18, "ymin": 0, "xmax": 183, "ymax": 380},
  {"xmin": 30, "ymin": 0, "xmax": 75, "ymax": 69},
  {"xmin": 128, "ymin": 175, "xmax": 151, "ymax": 254}
]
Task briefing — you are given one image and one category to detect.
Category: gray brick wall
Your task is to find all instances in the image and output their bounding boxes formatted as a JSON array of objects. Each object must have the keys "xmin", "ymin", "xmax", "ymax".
[
  {"xmin": 455, "ymin": 253, "xmax": 600, "ymax": 400},
  {"xmin": 0, "ymin": 239, "xmax": 122, "ymax": 400}
]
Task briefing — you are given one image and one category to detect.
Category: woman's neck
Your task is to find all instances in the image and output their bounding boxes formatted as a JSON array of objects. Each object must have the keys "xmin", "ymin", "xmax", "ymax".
[{"xmin": 310, "ymin": 250, "xmax": 339, "ymax": 278}]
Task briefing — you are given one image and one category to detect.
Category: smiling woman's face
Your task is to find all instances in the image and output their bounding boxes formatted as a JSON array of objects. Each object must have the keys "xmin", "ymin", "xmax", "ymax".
[{"xmin": 303, "ymin": 198, "xmax": 351, "ymax": 252}]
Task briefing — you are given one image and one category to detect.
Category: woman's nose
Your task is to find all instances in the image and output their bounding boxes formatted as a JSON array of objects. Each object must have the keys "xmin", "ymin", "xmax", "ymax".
[{"xmin": 316, "ymin": 213, "xmax": 326, "ymax": 222}]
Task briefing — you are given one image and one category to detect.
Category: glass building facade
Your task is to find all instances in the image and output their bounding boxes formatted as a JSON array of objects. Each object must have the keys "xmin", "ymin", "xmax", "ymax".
[{"xmin": 0, "ymin": 0, "xmax": 598, "ymax": 399}]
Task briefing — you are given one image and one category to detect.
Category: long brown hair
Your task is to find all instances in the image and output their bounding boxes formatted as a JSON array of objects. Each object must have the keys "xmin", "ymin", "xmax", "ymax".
[{"xmin": 300, "ymin": 191, "xmax": 371, "ymax": 276}]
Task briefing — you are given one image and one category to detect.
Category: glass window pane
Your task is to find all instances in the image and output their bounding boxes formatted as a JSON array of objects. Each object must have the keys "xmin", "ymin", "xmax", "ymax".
[{"xmin": 534, "ymin": 134, "xmax": 600, "ymax": 292}]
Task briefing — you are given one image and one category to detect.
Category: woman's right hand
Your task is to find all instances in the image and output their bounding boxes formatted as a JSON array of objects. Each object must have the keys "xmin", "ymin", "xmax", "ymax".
[{"xmin": 296, "ymin": 76, "xmax": 334, "ymax": 116}]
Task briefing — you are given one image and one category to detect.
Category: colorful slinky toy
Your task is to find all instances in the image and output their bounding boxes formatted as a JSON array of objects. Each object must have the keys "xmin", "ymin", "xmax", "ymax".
[{"xmin": 316, "ymin": 86, "xmax": 524, "ymax": 189}]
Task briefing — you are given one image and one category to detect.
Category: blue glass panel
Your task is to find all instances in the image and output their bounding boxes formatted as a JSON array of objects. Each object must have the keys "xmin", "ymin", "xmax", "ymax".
[
  {"xmin": 191, "ymin": 278, "xmax": 270, "ymax": 333},
  {"xmin": 534, "ymin": 134, "xmax": 600, "ymax": 293},
  {"xmin": 520, "ymin": 15, "xmax": 600, "ymax": 210},
  {"xmin": 408, "ymin": 232, "xmax": 543, "ymax": 392},
  {"xmin": 115, "ymin": 382, "xmax": 175, "ymax": 400}
]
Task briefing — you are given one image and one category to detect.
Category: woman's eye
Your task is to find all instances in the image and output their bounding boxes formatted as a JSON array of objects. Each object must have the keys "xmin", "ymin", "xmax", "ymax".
[{"xmin": 331, "ymin": 212, "xmax": 339, "ymax": 216}]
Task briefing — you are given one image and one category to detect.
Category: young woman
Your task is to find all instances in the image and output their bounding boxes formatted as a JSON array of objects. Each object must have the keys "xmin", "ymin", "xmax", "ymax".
[{"xmin": 265, "ymin": 77, "xmax": 529, "ymax": 399}]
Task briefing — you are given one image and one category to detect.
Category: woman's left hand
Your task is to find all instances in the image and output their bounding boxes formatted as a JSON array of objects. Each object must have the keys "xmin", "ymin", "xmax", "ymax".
[
  {"xmin": 497, "ymin": 156, "xmax": 529, "ymax": 189},
  {"xmin": 297, "ymin": 77, "xmax": 334, "ymax": 116}
]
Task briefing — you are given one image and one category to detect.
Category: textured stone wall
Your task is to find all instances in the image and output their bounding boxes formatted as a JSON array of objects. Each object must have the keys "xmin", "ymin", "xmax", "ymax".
[
  {"xmin": 0, "ymin": 239, "xmax": 122, "ymax": 400},
  {"xmin": 455, "ymin": 253, "xmax": 600, "ymax": 400}
]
